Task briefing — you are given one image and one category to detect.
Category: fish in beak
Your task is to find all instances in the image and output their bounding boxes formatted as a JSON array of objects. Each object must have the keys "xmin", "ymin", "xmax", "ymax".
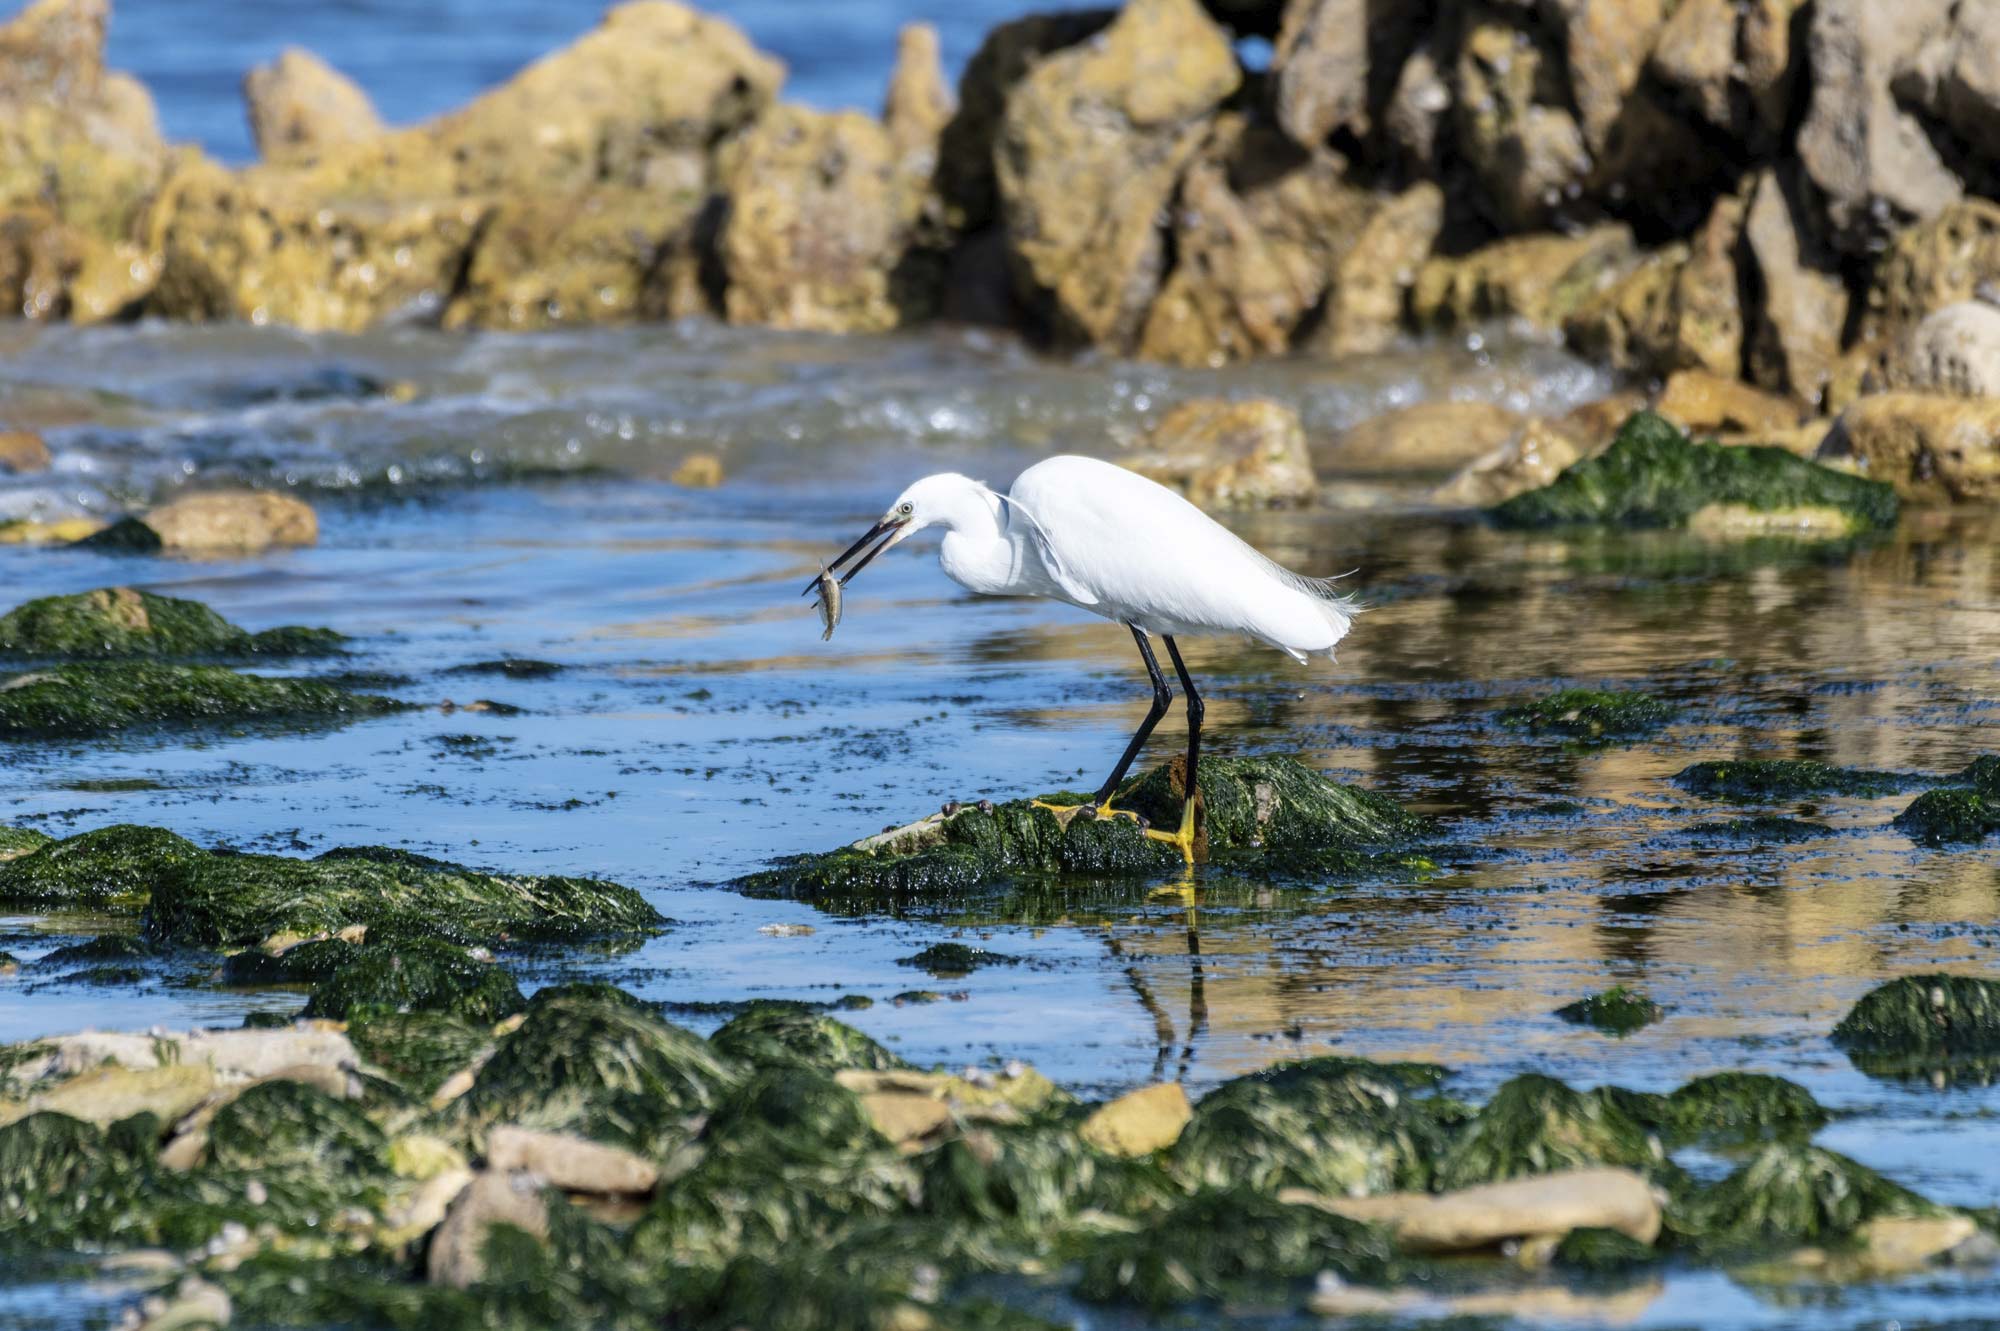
[{"xmin": 799, "ymin": 514, "xmax": 912, "ymax": 597}]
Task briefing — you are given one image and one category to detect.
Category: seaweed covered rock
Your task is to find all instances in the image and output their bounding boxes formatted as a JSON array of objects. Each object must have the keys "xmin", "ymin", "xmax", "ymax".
[
  {"xmin": 346, "ymin": 1011, "xmax": 494, "ymax": 1100},
  {"xmin": 0, "ymin": 662, "xmax": 397, "ymax": 739},
  {"xmin": 0, "ymin": 587, "xmax": 343, "ymax": 658},
  {"xmin": 207, "ymin": 1079, "xmax": 387, "ymax": 1174},
  {"xmin": 1490, "ymin": 411, "xmax": 1899, "ymax": 532},
  {"xmin": 918, "ymin": 1119, "xmax": 1179, "ymax": 1259},
  {"xmin": 1553, "ymin": 986, "xmax": 1665, "ymax": 1035},
  {"xmin": 1673, "ymin": 758, "xmax": 1905, "ymax": 800},
  {"xmin": 896, "ymin": 942, "xmax": 1020, "ymax": 976},
  {"xmin": 449, "ymin": 986, "xmax": 741, "ymax": 1158},
  {"xmin": 1500, "ymin": 690, "xmax": 1674, "ymax": 740},
  {"xmin": 1431, "ymin": 1074, "xmax": 1674, "ymax": 1191},
  {"xmin": 1894, "ymin": 756, "xmax": 2000, "ymax": 844},
  {"xmin": 1673, "ymin": 1144, "xmax": 1936, "ymax": 1253},
  {"xmin": 298, "ymin": 940, "xmax": 525, "ymax": 1023},
  {"xmin": 707, "ymin": 1004, "xmax": 906, "ymax": 1074},
  {"xmin": 0, "ymin": 824, "xmax": 198, "ymax": 909},
  {"xmin": 1171, "ymin": 1056, "xmax": 1459, "ymax": 1198},
  {"xmin": 1831, "ymin": 974, "xmax": 2000, "ymax": 1080},
  {"xmin": 1659, "ymin": 1072, "xmax": 1828, "ymax": 1142},
  {"xmin": 1074, "ymin": 1186, "xmax": 1394, "ymax": 1310},
  {"xmin": 737, "ymin": 756, "xmax": 1429, "ymax": 904}
]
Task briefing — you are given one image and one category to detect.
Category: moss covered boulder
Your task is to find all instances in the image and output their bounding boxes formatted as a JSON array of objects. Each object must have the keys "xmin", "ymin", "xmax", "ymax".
[
  {"xmin": 0, "ymin": 662, "xmax": 399, "ymax": 739},
  {"xmin": 1658, "ymin": 1073, "xmax": 1828, "ymax": 1143},
  {"xmin": 1831, "ymin": 974, "xmax": 2000, "ymax": 1081},
  {"xmin": 708, "ymin": 1004, "xmax": 907, "ymax": 1074},
  {"xmin": 1432, "ymin": 1074, "xmax": 1676, "ymax": 1191},
  {"xmin": 1490, "ymin": 411, "xmax": 1899, "ymax": 532},
  {"xmin": 0, "ymin": 825, "xmax": 200, "ymax": 910},
  {"xmin": 1673, "ymin": 758, "xmax": 1906, "ymax": 800},
  {"xmin": 737, "ymin": 756, "xmax": 1430, "ymax": 904},
  {"xmin": 1500, "ymin": 689, "xmax": 1674, "ymax": 740},
  {"xmin": 208, "ymin": 1080, "xmax": 388, "ymax": 1175},
  {"xmin": 0, "ymin": 587, "xmax": 343, "ymax": 658},
  {"xmin": 298, "ymin": 940, "xmax": 524, "ymax": 1023},
  {"xmin": 1672, "ymin": 1144, "xmax": 1937, "ymax": 1253},
  {"xmin": 1554, "ymin": 986, "xmax": 1665, "ymax": 1035},
  {"xmin": 1894, "ymin": 757, "xmax": 2000, "ymax": 844}
]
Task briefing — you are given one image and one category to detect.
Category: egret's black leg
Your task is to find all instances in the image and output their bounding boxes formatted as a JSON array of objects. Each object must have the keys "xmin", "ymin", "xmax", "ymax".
[
  {"xmin": 1090, "ymin": 625, "xmax": 1172, "ymax": 811},
  {"xmin": 1156, "ymin": 635, "xmax": 1202, "ymax": 860}
]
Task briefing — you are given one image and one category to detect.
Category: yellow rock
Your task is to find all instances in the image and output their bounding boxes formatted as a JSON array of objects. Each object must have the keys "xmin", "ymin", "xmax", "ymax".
[
  {"xmin": 143, "ymin": 489, "xmax": 318, "ymax": 553},
  {"xmin": 1432, "ymin": 417, "xmax": 1586, "ymax": 509},
  {"xmin": 1819, "ymin": 391, "xmax": 2000, "ymax": 502},
  {"xmin": 1079, "ymin": 1081, "xmax": 1191, "ymax": 1156},
  {"xmin": 242, "ymin": 48, "xmax": 384, "ymax": 168},
  {"xmin": 0, "ymin": 517, "xmax": 104, "ymax": 544},
  {"xmin": 1121, "ymin": 398, "xmax": 1315, "ymax": 509},
  {"xmin": 1654, "ymin": 369, "xmax": 1801, "ymax": 437},
  {"xmin": 0, "ymin": 430, "xmax": 50, "ymax": 472},
  {"xmin": 1, "ymin": 1062, "xmax": 214, "ymax": 1128},
  {"xmin": 1318, "ymin": 181, "xmax": 1444, "ymax": 358},
  {"xmin": 671, "ymin": 453, "xmax": 725, "ymax": 488},
  {"xmin": 1318, "ymin": 400, "xmax": 1526, "ymax": 476},
  {"xmin": 390, "ymin": 1133, "xmax": 470, "ymax": 1181},
  {"xmin": 1412, "ymin": 226, "xmax": 1636, "ymax": 331},
  {"xmin": 1686, "ymin": 503, "xmax": 1860, "ymax": 538},
  {"xmin": 857, "ymin": 1091, "xmax": 954, "ymax": 1149}
]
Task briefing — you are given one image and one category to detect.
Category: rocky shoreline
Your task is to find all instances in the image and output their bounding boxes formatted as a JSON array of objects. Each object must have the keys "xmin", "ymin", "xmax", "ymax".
[{"xmin": 2, "ymin": 0, "xmax": 2000, "ymax": 506}]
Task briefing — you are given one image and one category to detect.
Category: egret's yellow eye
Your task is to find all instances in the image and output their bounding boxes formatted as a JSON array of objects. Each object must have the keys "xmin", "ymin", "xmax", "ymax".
[{"xmin": 898, "ymin": 502, "xmax": 913, "ymax": 517}]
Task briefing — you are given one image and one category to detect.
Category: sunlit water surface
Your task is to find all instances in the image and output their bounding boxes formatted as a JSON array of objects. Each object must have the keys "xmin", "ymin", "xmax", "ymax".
[{"xmin": 1, "ymin": 321, "xmax": 1997, "ymax": 1330}]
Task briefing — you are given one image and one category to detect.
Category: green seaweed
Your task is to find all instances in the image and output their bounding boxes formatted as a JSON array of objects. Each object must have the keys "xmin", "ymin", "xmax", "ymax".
[
  {"xmin": 1831, "ymin": 974, "xmax": 2000, "ymax": 1080},
  {"xmin": 0, "ymin": 588, "xmax": 344, "ymax": 659},
  {"xmin": 896, "ymin": 942, "xmax": 1021, "ymax": 975},
  {"xmin": 299, "ymin": 941, "xmax": 524, "ymax": 1023},
  {"xmin": 0, "ymin": 662, "xmax": 399, "ymax": 739},
  {"xmin": 208, "ymin": 1080, "xmax": 389, "ymax": 1175},
  {"xmin": 346, "ymin": 1010, "xmax": 493, "ymax": 1100},
  {"xmin": 1490, "ymin": 411, "xmax": 1899, "ymax": 531},
  {"xmin": 1431, "ymin": 1074, "xmax": 1677, "ymax": 1191},
  {"xmin": 1673, "ymin": 759, "xmax": 1905, "ymax": 800},
  {"xmin": 1672, "ymin": 1144, "xmax": 1935, "ymax": 1253},
  {"xmin": 1553, "ymin": 986, "xmax": 1665, "ymax": 1036},
  {"xmin": 1499, "ymin": 689, "xmax": 1674, "ymax": 739},
  {"xmin": 921, "ymin": 1121, "xmax": 1180, "ymax": 1263},
  {"xmin": 0, "ymin": 825, "xmax": 201, "ymax": 909},
  {"xmin": 707, "ymin": 1004, "xmax": 907, "ymax": 1074},
  {"xmin": 1895, "ymin": 787, "xmax": 2000, "ymax": 844},
  {"xmin": 1554, "ymin": 1225, "xmax": 1659, "ymax": 1272},
  {"xmin": 0, "ymin": 826, "xmax": 51, "ymax": 858},
  {"xmin": 1659, "ymin": 1073, "xmax": 1828, "ymax": 1143}
]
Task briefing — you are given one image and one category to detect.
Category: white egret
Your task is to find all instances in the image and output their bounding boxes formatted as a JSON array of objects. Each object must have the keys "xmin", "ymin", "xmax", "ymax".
[{"xmin": 806, "ymin": 454, "xmax": 1355, "ymax": 860}]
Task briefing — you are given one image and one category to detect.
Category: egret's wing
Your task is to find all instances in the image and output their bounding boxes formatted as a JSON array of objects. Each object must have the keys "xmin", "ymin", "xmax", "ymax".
[{"xmin": 995, "ymin": 492, "xmax": 1099, "ymax": 605}]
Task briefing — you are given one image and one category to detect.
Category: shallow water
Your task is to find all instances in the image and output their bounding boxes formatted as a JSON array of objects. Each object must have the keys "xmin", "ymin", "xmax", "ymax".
[{"xmin": 2, "ymin": 320, "xmax": 1999, "ymax": 1328}]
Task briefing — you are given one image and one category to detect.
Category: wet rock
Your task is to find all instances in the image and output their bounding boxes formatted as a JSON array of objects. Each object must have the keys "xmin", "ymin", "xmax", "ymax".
[
  {"xmin": 347, "ymin": 1011, "xmax": 493, "ymax": 1102},
  {"xmin": 1561, "ymin": 244, "xmax": 1685, "ymax": 376},
  {"xmin": 0, "ymin": 826, "xmax": 194, "ymax": 910},
  {"xmin": 1673, "ymin": 758, "xmax": 1903, "ymax": 800},
  {"xmin": 1307, "ymin": 1165, "xmax": 1662, "ymax": 1252},
  {"xmin": 1500, "ymin": 690, "xmax": 1673, "ymax": 741},
  {"xmin": 443, "ymin": 189, "xmax": 708, "ymax": 331},
  {"xmin": 1430, "ymin": 416, "xmax": 1587, "ymax": 509},
  {"xmin": 1896, "ymin": 785, "xmax": 2000, "ymax": 845},
  {"xmin": 1320, "ymin": 400, "xmax": 1523, "ymax": 476},
  {"xmin": 1269, "ymin": 0, "xmax": 1362, "ymax": 147},
  {"xmin": 1660, "ymin": 1072, "xmax": 1828, "ymax": 1142},
  {"xmin": 1818, "ymin": 392, "xmax": 2000, "ymax": 503},
  {"xmin": 1832, "ymin": 974, "xmax": 2000, "ymax": 1075},
  {"xmin": 1135, "ymin": 116, "xmax": 1376, "ymax": 365},
  {"xmin": 1448, "ymin": 8, "xmax": 1590, "ymax": 232},
  {"xmin": 0, "ymin": 429, "xmax": 49, "ymax": 473},
  {"xmin": 1649, "ymin": 0, "xmax": 1803, "ymax": 150},
  {"xmin": 1491, "ymin": 411, "xmax": 1899, "ymax": 533},
  {"xmin": 207, "ymin": 1078, "xmax": 385, "ymax": 1173},
  {"xmin": 1080, "ymin": 1081, "xmax": 1190, "ymax": 1157},
  {"xmin": 71, "ymin": 514, "xmax": 163, "ymax": 552},
  {"xmin": 707, "ymin": 1004, "xmax": 906, "ymax": 1074},
  {"xmin": 1654, "ymin": 371, "xmax": 1801, "ymax": 438},
  {"xmin": 996, "ymin": 0, "xmax": 1239, "ymax": 347},
  {"xmin": 669, "ymin": 452, "xmax": 724, "ymax": 488},
  {"xmin": 735, "ymin": 756, "xmax": 1429, "ymax": 903},
  {"xmin": 486, "ymin": 1124, "xmax": 659, "ymax": 1195},
  {"xmin": 0, "ymin": 662, "xmax": 400, "ymax": 740},
  {"xmin": 896, "ymin": 941, "xmax": 1020, "ymax": 976},
  {"xmin": 298, "ymin": 940, "xmax": 525, "ymax": 1024},
  {"xmin": 1315, "ymin": 181, "xmax": 1443, "ymax": 357},
  {"xmin": 1674, "ymin": 1143, "xmax": 1936, "ymax": 1252},
  {"xmin": 1742, "ymin": 169, "xmax": 1849, "ymax": 407},
  {"xmin": 141, "ymin": 490, "xmax": 316, "ymax": 555},
  {"xmin": 448, "ymin": 985, "xmax": 741, "ymax": 1159},
  {"xmin": 1879, "ymin": 302, "xmax": 2000, "ymax": 398},
  {"xmin": 1795, "ymin": 0, "xmax": 1961, "ymax": 257},
  {"xmin": 242, "ymin": 48, "xmax": 383, "ymax": 167},
  {"xmin": 1553, "ymin": 986, "xmax": 1665, "ymax": 1034},
  {"xmin": 717, "ymin": 106, "xmax": 919, "ymax": 334},
  {"xmin": 1120, "ymin": 397, "xmax": 1316, "ymax": 507},
  {"xmin": 0, "ymin": 1062, "xmax": 213, "ymax": 1127},
  {"xmin": 1433, "ymin": 1074, "xmax": 1674, "ymax": 1191},
  {"xmin": 1074, "ymin": 1186, "xmax": 1393, "ymax": 1310},
  {"xmin": 426, "ymin": 1169, "xmax": 550, "ymax": 1288},
  {"xmin": 0, "ymin": 588, "xmax": 344, "ymax": 659},
  {"xmin": 1172, "ymin": 1055, "xmax": 1456, "ymax": 1197},
  {"xmin": 1411, "ymin": 226, "xmax": 1636, "ymax": 332},
  {"xmin": 1866, "ymin": 201, "xmax": 2000, "ymax": 345}
]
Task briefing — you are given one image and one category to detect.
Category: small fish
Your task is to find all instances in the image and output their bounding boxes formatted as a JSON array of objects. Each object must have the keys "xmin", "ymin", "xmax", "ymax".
[{"xmin": 814, "ymin": 564, "xmax": 842, "ymax": 641}]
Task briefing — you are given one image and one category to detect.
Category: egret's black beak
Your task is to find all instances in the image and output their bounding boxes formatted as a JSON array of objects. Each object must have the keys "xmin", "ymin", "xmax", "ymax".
[{"xmin": 800, "ymin": 517, "xmax": 908, "ymax": 596}]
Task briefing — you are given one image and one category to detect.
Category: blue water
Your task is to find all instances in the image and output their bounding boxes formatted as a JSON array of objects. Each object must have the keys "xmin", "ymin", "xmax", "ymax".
[{"xmin": 103, "ymin": 0, "xmax": 1054, "ymax": 164}]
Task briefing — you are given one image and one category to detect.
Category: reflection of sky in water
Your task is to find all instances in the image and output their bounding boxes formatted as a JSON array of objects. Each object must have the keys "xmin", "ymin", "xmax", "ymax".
[{"xmin": 2, "ymin": 323, "xmax": 1999, "ymax": 1328}]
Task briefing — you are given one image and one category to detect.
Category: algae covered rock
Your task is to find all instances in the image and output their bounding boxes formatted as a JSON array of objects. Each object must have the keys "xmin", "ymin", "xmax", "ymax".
[
  {"xmin": 1490, "ymin": 411, "xmax": 1899, "ymax": 532},
  {"xmin": 0, "ymin": 587, "xmax": 343, "ymax": 658},
  {"xmin": 1673, "ymin": 1143, "xmax": 1936, "ymax": 1253},
  {"xmin": 1554, "ymin": 986, "xmax": 1665, "ymax": 1035},
  {"xmin": 1501, "ymin": 690, "xmax": 1674, "ymax": 740},
  {"xmin": 1831, "ymin": 974, "xmax": 2000, "ymax": 1078},
  {"xmin": 708, "ymin": 1004, "xmax": 907, "ymax": 1074},
  {"xmin": 1431, "ymin": 1074, "xmax": 1673, "ymax": 1191},
  {"xmin": 0, "ymin": 662, "xmax": 397, "ymax": 739},
  {"xmin": 0, "ymin": 824, "xmax": 198, "ymax": 909},
  {"xmin": 738, "ymin": 756, "xmax": 1429, "ymax": 905},
  {"xmin": 346, "ymin": 1010, "xmax": 493, "ymax": 1100},
  {"xmin": 1660, "ymin": 1072, "xmax": 1828, "ymax": 1141},
  {"xmin": 298, "ymin": 940, "xmax": 525, "ymax": 1023},
  {"xmin": 1893, "ymin": 755, "xmax": 2000, "ymax": 844},
  {"xmin": 207, "ymin": 1079, "xmax": 387, "ymax": 1174},
  {"xmin": 1674, "ymin": 758, "xmax": 1905, "ymax": 800}
]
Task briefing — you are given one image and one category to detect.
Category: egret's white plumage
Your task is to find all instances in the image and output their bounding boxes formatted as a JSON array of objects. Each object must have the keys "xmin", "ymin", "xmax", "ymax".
[{"xmin": 883, "ymin": 456, "xmax": 1354, "ymax": 663}]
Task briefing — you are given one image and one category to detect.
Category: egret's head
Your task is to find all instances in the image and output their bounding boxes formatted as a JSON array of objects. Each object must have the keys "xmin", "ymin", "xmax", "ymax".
[{"xmin": 803, "ymin": 473, "xmax": 983, "ymax": 597}]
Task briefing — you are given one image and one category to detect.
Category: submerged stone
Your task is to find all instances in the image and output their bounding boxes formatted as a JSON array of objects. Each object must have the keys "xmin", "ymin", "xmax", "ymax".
[
  {"xmin": 1554, "ymin": 986, "xmax": 1665, "ymax": 1035},
  {"xmin": 1895, "ymin": 788, "xmax": 2000, "ymax": 844},
  {"xmin": 737, "ymin": 756, "xmax": 1430, "ymax": 904},
  {"xmin": 1555, "ymin": 1225, "xmax": 1659, "ymax": 1271},
  {"xmin": 1073, "ymin": 1186, "xmax": 1394, "ymax": 1310},
  {"xmin": 0, "ymin": 587, "xmax": 343, "ymax": 659},
  {"xmin": 1681, "ymin": 816, "xmax": 1832, "ymax": 844},
  {"xmin": 896, "ymin": 942, "xmax": 1021, "ymax": 976},
  {"xmin": 0, "ymin": 662, "xmax": 400, "ymax": 739},
  {"xmin": 707, "ymin": 1004, "xmax": 906, "ymax": 1074},
  {"xmin": 1499, "ymin": 689, "xmax": 1674, "ymax": 739},
  {"xmin": 1673, "ymin": 759, "xmax": 1905, "ymax": 800},
  {"xmin": 1431, "ymin": 1075, "xmax": 1675, "ymax": 1192},
  {"xmin": 1831, "ymin": 975, "xmax": 2000, "ymax": 1080},
  {"xmin": 1490, "ymin": 411, "xmax": 1899, "ymax": 531},
  {"xmin": 1172, "ymin": 1056, "xmax": 1460, "ymax": 1198},
  {"xmin": 299, "ymin": 940, "xmax": 525, "ymax": 1023},
  {"xmin": 1673, "ymin": 1144, "xmax": 1935, "ymax": 1253}
]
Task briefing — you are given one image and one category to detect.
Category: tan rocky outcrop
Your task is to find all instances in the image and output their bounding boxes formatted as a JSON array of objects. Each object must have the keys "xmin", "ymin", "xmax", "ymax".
[
  {"xmin": 1315, "ymin": 181, "xmax": 1443, "ymax": 357},
  {"xmin": 996, "ymin": 0, "xmax": 1239, "ymax": 347},
  {"xmin": 1136, "ymin": 117, "xmax": 1375, "ymax": 365},
  {"xmin": 1430, "ymin": 416, "xmax": 1586, "ymax": 508},
  {"xmin": 1412, "ymin": 226, "xmax": 1636, "ymax": 331},
  {"xmin": 1291, "ymin": 1166, "xmax": 1662, "ymax": 1252},
  {"xmin": 1820, "ymin": 392, "xmax": 2000, "ymax": 502},
  {"xmin": 143, "ymin": 489, "xmax": 319, "ymax": 553},
  {"xmin": 1878, "ymin": 301, "xmax": 2000, "ymax": 399},
  {"xmin": 485, "ymin": 1126, "xmax": 659, "ymax": 1196},
  {"xmin": 1742, "ymin": 169, "xmax": 1848, "ymax": 407},
  {"xmin": 1650, "ymin": 0, "xmax": 1803, "ymax": 151},
  {"xmin": 1450, "ymin": 6, "xmax": 1589, "ymax": 232},
  {"xmin": 1865, "ymin": 200, "xmax": 2000, "ymax": 345},
  {"xmin": 427, "ymin": 1170, "xmax": 550, "ymax": 1288},
  {"xmin": 1079, "ymin": 1081, "xmax": 1190, "ymax": 1156},
  {"xmin": 1319, "ymin": 400, "xmax": 1525, "ymax": 475},
  {"xmin": 1654, "ymin": 370, "xmax": 1801, "ymax": 437},
  {"xmin": 242, "ymin": 49, "xmax": 383, "ymax": 167},
  {"xmin": 1120, "ymin": 398, "xmax": 1317, "ymax": 508}
]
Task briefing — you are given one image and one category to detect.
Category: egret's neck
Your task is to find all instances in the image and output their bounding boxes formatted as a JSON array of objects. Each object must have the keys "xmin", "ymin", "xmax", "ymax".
[{"xmin": 932, "ymin": 486, "xmax": 1021, "ymax": 596}]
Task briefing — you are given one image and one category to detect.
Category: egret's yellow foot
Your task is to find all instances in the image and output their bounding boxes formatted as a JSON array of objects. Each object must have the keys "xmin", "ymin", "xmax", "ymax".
[
  {"xmin": 1030, "ymin": 798, "xmax": 1141, "ymax": 828},
  {"xmin": 1144, "ymin": 801, "xmax": 1199, "ymax": 863}
]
